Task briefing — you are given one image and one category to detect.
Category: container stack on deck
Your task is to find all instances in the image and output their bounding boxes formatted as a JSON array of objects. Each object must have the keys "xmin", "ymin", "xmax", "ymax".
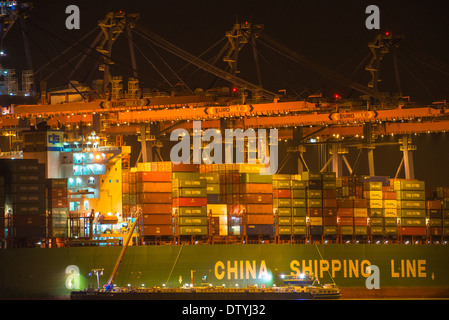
[
  {"xmin": 173, "ymin": 164, "xmax": 208, "ymax": 237},
  {"xmin": 47, "ymin": 178, "xmax": 69, "ymax": 239},
  {"xmin": 137, "ymin": 164, "xmax": 173, "ymax": 237},
  {"xmin": 303, "ymin": 172, "xmax": 323, "ymax": 238},
  {"xmin": 0, "ymin": 159, "xmax": 46, "ymax": 243},
  {"xmin": 0, "ymin": 177, "xmax": 5, "ymax": 239},
  {"xmin": 434, "ymin": 187, "xmax": 449, "ymax": 239},
  {"xmin": 393, "ymin": 179, "xmax": 426, "ymax": 237},
  {"xmin": 242, "ymin": 172, "xmax": 274, "ymax": 237}
]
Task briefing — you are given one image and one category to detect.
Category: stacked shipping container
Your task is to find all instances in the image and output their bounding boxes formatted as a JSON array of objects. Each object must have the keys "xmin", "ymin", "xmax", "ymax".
[
  {"xmin": 137, "ymin": 167, "xmax": 173, "ymax": 237},
  {"xmin": 47, "ymin": 178, "xmax": 69, "ymax": 238},
  {"xmin": 173, "ymin": 164, "xmax": 208, "ymax": 236},
  {"xmin": 0, "ymin": 159, "xmax": 46, "ymax": 240},
  {"xmin": 394, "ymin": 180, "xmax": 426, "ymax": 236},
  {"xmin": 241, "ymin": 173, "xmax": 274, "ymax": 236}
]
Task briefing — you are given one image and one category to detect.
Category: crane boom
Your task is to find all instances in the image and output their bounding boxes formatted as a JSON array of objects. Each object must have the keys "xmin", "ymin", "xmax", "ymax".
[{"xmin": 105, "ymin": 211, "xmax": 140, "ymax": 290}]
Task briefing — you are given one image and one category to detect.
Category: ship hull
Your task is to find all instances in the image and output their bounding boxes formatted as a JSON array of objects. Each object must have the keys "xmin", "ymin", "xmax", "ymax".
[{"xmin": 1, "ymin": 244, "xmax": 449, "ymax": 299}]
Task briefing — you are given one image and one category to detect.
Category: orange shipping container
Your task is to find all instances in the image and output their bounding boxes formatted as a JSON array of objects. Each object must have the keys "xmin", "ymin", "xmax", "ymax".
[
  {"xmin": 273, "ymin": 189, "xmax": 291, "ymax": 198},
  {"xmin": 172, "ymin": 163, "xmax": 199, "ymax": 172},
  {"xmin": 140, "ymin": 203, "xmax": 172, "ymax": 214},
  {"xmin": 337, "ymin": 208, "xmax": 354, "ymax": 216},
  {"xmin": 307, "ymin": 208, "xmax": 322, "ymax": 217},
  {"xmin": 246, "ymin": 214, "xmax": 273, "ymax": 225},
  {"xmin": 337, "ymin": 199, "xmax": 354, "ymax": 208},
  {"xmin": 143, "ymin": 214, "xmax": 172, "ymax": 225},
  {"xmin": 245, "ymin": 204, "xmax": 273, "ymax": 214},
  {"xmin": 353, "ymin": 199, "xmax": 367, "ymax": 208},
  {"xmin": 137, "ymin": 182, "xmax": 172, "ymax": 193},
  {"xmin": 323, "ymin": 199, "xmax": 337, "ymax": 208},
  {"xmin": 323, "ymin": 208, "xmax": 337, "ymax": 217},
  {"xmin": 173, "ymin": 197, "xmax": 207, "ymax": 207},
  {"xmin": 426, "ymin": 200, "xmax": 442, "ymax": 210},
  {"xmin": 241, "ymin": 194, "xmax": 273, "ymax": 204},
  {"xmin": 383, "ymin": 191, "xmax": 397, "ymax": 200},
  {"xmin": 354, "ymin": 217, "xmax": 368, "ymax": 226},
  {"xmin": 136, "ymin": 172, "xmax": 172, "ymax": 182},
  {"xmin": 240, "ymin": 183, "xmax": 273, "ymax": 194},
  {"xmin": 137, "ymin": 192, "xmax": 172, "ymax": 204},
  {"xmin": 340, "ymin": 216, "xmax": 354, "ymax": 226},
  {"xmin": 143, "ymin": 225, "xmax": 173, "ymax": 236}
]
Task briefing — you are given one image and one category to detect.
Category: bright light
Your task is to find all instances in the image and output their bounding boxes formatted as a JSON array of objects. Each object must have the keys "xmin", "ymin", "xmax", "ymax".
[{"xmin": 299, "ymin": 273, "xmax": 305, "ymax": 279}]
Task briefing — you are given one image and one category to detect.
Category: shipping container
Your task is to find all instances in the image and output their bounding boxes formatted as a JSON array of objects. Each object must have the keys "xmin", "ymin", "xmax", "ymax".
[
  {"xmin": 173, "ymin": 197, "xmax": 207, "ymax": 207},
  {"xmin": 143, "ymin": 215, "xmax": 172, "ymax": 225},
  {"xmin": 136, "ymin": 172, "xmax": 172, "ymax": 182},
  {"xmin": 179, "ymin": 216, "xmax": 208, "ymax": 225},
  {"xmin": 177, "ymin": 206, "xmax": 207, "ymax": 216},
  {"xmin": 245, "ymin": 204, "xmax": 273, "ymax": 214},
  {"xmin": 140, "ymin": 203, "xmax": 172, "ymax": 214},
  {"xmin": 245, "ymin": 224, "xmax": 274, "ymax": 235},
  {"xmin": 136, "ymin": 182, "xmax": 172, "ymax": 193},
  {"xmin": 143, "ymin": 225, "xmax": 173, "ymax": 236},
  {"xmin": 137, "ymin": 193, "xmax": 172, "ymax": 204}
]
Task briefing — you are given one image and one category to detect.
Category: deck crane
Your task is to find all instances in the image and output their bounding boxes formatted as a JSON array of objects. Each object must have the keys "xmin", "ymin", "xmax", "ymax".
[{"xmin": 104, "ymin": 209, "xmax": 141, "ymax": 291}]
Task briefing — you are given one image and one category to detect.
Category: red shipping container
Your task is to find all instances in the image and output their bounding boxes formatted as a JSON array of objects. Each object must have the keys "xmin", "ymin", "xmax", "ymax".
[
  {"xmin": 337, "ymin": 208, "xmax": 354, "ymax": 217},
  {"xmin": 323, "ymin": 216, "xmax": 338, "ymax": 225},
  {"xmin": 401, "ymin": 227, "xmax": 427, "ymax": 236},
  {"xmin": 323, "ymin": 199, "xmax": 337, "ymax": 208},
  {"xmin": 273, "ymin": 189, "xmax": 291, "ymax": 198},
  {"xmin": 323, "ymin": 208, "xmax": 337, "ymax": 217},
  {"xmin": 337, "ymin": 199, "xmax": 354, "ymax": 208},
  {"xmin": 307, "ymin": 208, "xmax": 322, "ymax": 217},
  {"xmin": 353, "ymin": 199, "xmax": 367, "ymax": 208},
  {"xmin": 383, "ymin": 191, "xmax": 396, "ymax": 200},
  {"xmin": 143, "ymin": 225, "xmax": 173, "ymax": 236},
  {"xmin": 354, "ymin": 217, "xmax": 368, "ymax": 226},
  {"xmin": 173, "ymin": 197, "xmax": 207, "ymax": 207},
  {"xmin": 136, "ymin": 172, "xmax": 172, "ymax": 182},
  {"xmin": 143, "ymin": 214, "xmax": 172, "ymax": 225},
  {"xmin": 340, "ymin": 216, "xmax": 354, "ymax": 226}
]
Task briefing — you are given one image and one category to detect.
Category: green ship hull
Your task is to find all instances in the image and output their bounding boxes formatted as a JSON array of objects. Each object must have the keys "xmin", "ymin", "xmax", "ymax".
[{"xmin": 1, "ymin": 244, "xmax": 449, "ymax": 299}]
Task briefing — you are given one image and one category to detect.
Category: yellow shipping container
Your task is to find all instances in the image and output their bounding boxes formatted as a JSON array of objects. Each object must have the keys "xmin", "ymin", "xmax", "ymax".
[
  {"xmin": 308, "ymin": 217, "xmax": 323, "ymax": 226},
  {"xmin": 363, "ymin": 191, "xmax": 383, "ymax": 200},
  {"xmin": 383, "ymin": 200, "xmax": 397, "ymax": 208},
  {"xmin": 383, "ymin": 208, "xmax": 398, "ymax": 217},
  {"xmin": 368, "ymin": 199, "xmax": 383, "ymax": 208}
]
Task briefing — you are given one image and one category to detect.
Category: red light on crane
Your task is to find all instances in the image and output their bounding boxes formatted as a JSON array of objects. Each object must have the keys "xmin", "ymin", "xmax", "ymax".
[
  {"xmin": 232, "ymin": 87, "xmax": 238, "ymax": 93},
  {"xmin": 334, "ymin": 93, "xmax": 340, "ymax": 99}
]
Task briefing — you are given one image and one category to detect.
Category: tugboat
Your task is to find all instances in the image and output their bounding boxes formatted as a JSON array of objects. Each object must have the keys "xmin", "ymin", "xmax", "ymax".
[{"xmin": 280, "ymin": 273, "xmax": 341, "ymax": 299}]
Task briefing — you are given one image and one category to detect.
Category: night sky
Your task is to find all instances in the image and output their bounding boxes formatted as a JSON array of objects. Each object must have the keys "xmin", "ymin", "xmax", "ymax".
[{"xmin": 2, "ymin": 0, "xmax": 449, "ymax": 186}]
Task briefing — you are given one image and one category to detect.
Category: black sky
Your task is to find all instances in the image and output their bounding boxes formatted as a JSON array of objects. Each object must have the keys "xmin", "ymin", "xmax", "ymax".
[{"xmin": 3, "ymin": 0, "xmax": 449, "ymax": 187}]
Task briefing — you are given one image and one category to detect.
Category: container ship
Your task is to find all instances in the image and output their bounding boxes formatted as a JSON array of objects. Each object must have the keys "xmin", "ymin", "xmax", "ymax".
[
  {"xmin": 0, "ymin": 7, "xmax": 449, "ymax": 300},
  {"xmin": 0, "ymin": 143, "xmax": 449, "ymax": 299}
]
